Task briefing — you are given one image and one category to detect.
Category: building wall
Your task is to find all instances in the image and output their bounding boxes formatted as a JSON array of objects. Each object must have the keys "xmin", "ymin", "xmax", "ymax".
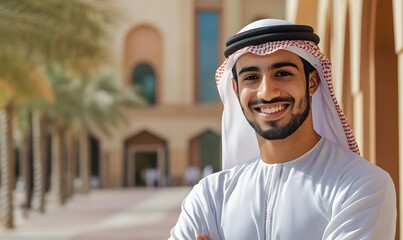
[
  {"xmin": 288, "ymin": 0, "xmax": 402, "ymax": 238},
  {"xmin": 97, "ymin": 0, "xmax": 223, "ymax": 188},
  {"xmin": 92, "ymin": 0, "xmax": 287, "ymax": 188}
]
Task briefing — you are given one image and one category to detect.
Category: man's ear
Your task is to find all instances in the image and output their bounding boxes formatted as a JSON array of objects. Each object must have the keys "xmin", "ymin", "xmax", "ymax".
[
  {"xmin": 232, "ymin": 78, "xmax": 239, "ymax": 97},
  {"xmin": 308, "ymin": 70, "xmax": 320, "ymax": 97}
]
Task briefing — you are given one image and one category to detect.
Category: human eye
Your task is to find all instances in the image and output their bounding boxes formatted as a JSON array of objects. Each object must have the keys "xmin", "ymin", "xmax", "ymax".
[
  {"xmin": 274, "ymin": 71, "xmax": 293, "ymax": 78},
  {"xmin": 243, "ymin": 74, "xmax": 260, "ymax": 81}
]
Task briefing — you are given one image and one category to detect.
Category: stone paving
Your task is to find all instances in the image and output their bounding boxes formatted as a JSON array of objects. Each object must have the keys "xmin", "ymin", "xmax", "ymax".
[{"xmin": 0, "ymin": 187, "xmax": 191, "ymax": 240}]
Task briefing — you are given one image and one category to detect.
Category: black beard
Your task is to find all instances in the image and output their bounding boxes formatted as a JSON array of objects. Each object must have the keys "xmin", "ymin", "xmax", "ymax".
[{"xmin": 245, "ymin": 92, "xmax": 311, "ymax": 140}]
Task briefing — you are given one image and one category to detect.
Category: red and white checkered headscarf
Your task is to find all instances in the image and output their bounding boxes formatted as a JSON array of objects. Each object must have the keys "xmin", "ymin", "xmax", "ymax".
[{"xmin": 215, "ymin": 19, "xmax": 359, "ymax": 169}]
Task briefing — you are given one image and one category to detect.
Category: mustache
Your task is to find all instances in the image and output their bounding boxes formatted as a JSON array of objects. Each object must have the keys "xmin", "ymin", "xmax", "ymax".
[{"xmin": 248, "ymin": 97, "xmax": 294, "ymax": 107}]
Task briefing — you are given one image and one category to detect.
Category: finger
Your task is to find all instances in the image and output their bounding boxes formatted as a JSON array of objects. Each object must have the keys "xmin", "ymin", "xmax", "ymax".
[{"xmin": 196, "ymin": 235, "xmax": 212, "ymax": 240}]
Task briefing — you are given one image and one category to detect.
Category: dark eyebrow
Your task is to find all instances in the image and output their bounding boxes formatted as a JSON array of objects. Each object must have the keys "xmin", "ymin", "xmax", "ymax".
[
  {"xmin": 237, "ymin": 62, "xmax": 299, "ymax": 76},
  {"xmin": 270, "ymin": 62, "xmax": 299, "ymax": 70},
  {"xmin": 238, "ymin": 66, "xmax": 259, "ymax": 76}
]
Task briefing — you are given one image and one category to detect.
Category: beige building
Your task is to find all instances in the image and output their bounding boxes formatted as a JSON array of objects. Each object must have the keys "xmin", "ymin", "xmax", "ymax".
[
  {"xmin": 94, "ymin": 0, "xmax": 286, "ymax": 189},
  {"xmin": 91, "ymin": 0, "xmax": 402, "ymax": 237}
]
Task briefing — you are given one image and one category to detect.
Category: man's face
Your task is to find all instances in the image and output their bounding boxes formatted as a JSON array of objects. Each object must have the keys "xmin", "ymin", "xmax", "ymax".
[{"xmin": 233, "ymin": 50, "xmax": 316, "ymax": 140}]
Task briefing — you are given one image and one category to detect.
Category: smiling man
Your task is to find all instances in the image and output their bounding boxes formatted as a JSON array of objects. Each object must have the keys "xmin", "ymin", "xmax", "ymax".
[
  {"xmin": 169, "ymin": 19, "xmax": 396, "ymax": 240},
  {"xmin": 235, "ymin": 51, "xmax": 314, "ymax": 141}
]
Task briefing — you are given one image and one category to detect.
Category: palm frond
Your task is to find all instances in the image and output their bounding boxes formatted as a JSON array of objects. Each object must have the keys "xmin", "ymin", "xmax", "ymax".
[
  {"xmin": 0, "ymin": 0, "xmax": 114, "ymax": 74},
  {"xmin": 0, "ymin": 55, "xmax": 54, "ymax": 108},
  {"xmin": 42, "ymin": 65, "xmax": 145, "ymax": 135}
]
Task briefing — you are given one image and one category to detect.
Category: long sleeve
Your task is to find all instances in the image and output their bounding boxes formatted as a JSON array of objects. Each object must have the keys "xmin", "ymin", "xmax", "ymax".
[
  {"xmin": 323, "ymin": 170, "xmax": 397, "ymax": 240},
  {"xmin": 169, "ymin": 181, "xmax": 221, "ymax": 240}
]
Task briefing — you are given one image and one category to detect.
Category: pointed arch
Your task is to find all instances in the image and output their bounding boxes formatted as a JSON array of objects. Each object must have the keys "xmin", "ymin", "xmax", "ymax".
[
  {"xmin": 188, "ymin": 130, "xmax": 221, "ymax": 173},
  {"xmin": 123, "ymin": 130, "xmax": 168, "ymax": 187}
]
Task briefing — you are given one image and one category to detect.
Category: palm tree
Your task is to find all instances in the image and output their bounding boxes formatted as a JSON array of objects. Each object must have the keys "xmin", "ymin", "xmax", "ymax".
[
  {"xmin": 76, "ymin": 75, "xmax": 145, "ymax": 194},
  {"xmin": 14, "ymin": 106, "xmax": 34, "ymax": 212},
  {"xmin": 0, "ymin": 0, "xmax": 114, "ymax": 228},
  {"xmin": 31, "ymin": 110, "xmax": 46, "ymax": 212},
  {"xmin": 0, "ymin": 104, "xmax": 15, "ymax": 228},
  {"xmin": 0, "ymin": 65, "xmax": 53, "ymax": 226},
  {"xmin": 45, "ymin": 69, "xmax": 145, "ymax": 198}
]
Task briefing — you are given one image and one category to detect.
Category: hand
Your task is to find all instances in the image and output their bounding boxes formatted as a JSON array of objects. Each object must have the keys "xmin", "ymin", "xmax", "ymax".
[{"xmin": 196, "ymin": 235, "xmax": 212, "ymax": 240}]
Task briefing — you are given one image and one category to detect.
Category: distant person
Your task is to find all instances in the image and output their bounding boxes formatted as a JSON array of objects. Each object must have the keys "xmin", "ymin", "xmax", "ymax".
[
  {"xmin": 202, "ymin": 165, "xmax": 213, "ymax": 178},
  {"xmin": 169, "ymin": 19, "xmax": 396, "ymax": 239},
  {"xmin": 144, "ymin": 168, "xmax": 159, "ymax": 187},
  {"xmin": 184, "ymin": 166, "xmax": 201, "ymax": 186},
  {"xmin": 90, "ymin": 176, "xmax": 101, "ymax": 188}
]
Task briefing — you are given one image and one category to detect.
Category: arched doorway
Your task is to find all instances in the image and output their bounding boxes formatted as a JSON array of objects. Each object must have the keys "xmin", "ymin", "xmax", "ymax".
[
  {"xmin": 188, "ymin": 130, "xmax": 221, "ymax": 184},
  {"xmin": 124, "ymin": 130, "xmax": 168, "ymax": 187}
]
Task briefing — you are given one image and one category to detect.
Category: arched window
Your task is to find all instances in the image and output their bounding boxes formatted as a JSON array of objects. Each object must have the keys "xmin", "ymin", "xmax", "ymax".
[{"xmin": 132, "ymin": 63, "xmax": 156, "ymax": 105}]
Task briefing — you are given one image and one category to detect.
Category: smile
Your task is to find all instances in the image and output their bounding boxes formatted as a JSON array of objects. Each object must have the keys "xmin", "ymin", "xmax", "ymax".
[{"xmin": 256, "ymin": 104, "xmax": 289, "ymax": 114}]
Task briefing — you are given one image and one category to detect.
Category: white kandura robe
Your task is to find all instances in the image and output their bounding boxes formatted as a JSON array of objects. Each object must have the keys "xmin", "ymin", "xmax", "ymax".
[{"xmin": 169, "ymin": 137, "xmax": 396, "ymax": 240}]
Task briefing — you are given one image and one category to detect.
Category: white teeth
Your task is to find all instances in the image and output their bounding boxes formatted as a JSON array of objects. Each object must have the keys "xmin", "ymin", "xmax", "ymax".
[{"xmin": 260, "ymin": 105, "xmax": 286, "ymax": 114}]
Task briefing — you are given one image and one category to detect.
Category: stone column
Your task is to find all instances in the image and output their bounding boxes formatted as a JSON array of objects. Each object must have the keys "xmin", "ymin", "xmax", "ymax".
[{"xmin": 393, "ymin": 0, "xmax": 403, "ymax": 236}]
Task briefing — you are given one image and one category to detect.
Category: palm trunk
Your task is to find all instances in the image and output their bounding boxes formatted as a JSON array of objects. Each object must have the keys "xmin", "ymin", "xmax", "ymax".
[
  {"xmin": 32, "ymin": 111, "xmax": 46, "ymax": 212},
  {"xmin": 50, "ymin": 120, "xmax": 64, "ymax": 205},
  {"xmin": 79, "ymin": 131, "xmax": 90, "ymax": 194},
  {"xmin": 69, "ymin": 131, "xmax": 78, "ymax": 196},
  {"xmin": 64, "ymin": 127, "xmax": 74, "ymax": 199},
  {"xmin": 71, "ymin": 132, "xmax": 78, "ymax": 195},
  {"xmin": 0, "ymin": 104, "xmax": 15, "ymax": 229},
  {"xmin": 19, "ymin": 118, "xmax": 33, "ymax": 214}
]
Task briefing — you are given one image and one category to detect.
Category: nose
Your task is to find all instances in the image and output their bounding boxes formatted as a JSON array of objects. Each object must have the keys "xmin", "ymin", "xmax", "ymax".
[{"xmin": 256, "ymin": 74, "xmax": 281, "ymax": 100}]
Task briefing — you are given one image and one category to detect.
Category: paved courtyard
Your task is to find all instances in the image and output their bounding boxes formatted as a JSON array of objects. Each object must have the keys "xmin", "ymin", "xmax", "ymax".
[{"xmin": 0, "ymin": 187, "xmax": 191, "ymax": 240}]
